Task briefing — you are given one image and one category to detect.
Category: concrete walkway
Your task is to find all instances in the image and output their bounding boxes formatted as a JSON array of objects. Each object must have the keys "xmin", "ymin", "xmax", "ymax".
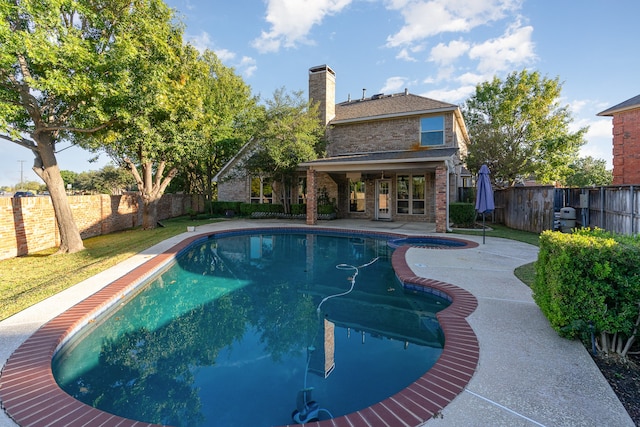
[{"xmin": 0, "ymin": 219, "xmax": 633, "ymax": 426}]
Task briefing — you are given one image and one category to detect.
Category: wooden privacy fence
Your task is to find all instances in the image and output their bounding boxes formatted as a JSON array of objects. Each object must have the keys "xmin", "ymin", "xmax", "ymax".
[
  {"xmin": 493, "ymin": 185, "xmax": 640, "ymax": 235},
  {"xmin": 493, "ymin": 186, "xmax": 556, "ymax": 233},
  {"xmin": 561, "ymin": 186, "xmax": 640, "ymax": 235}
]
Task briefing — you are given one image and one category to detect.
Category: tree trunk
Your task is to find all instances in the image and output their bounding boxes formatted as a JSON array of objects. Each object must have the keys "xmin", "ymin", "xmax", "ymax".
[
  {"xmin": 32, "ymin": 135, "xmax": 85, "ymax": 254},
  {"xmin": 142, "ymin": 198, "xmax": 159, "ymax": 230},
  {"xmin": 126, "ymin": 159, "xmax": 177, "ymax": 230}
]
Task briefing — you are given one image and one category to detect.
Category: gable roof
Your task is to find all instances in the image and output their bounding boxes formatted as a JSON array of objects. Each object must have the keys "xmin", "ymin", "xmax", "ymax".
[
  {"xmin": 332, "ymin": 92, "xmax": 459, "ymax": 124},
  {"xmin": 597, "ymin": 94, "xmax": 640, "ymax": 116}
]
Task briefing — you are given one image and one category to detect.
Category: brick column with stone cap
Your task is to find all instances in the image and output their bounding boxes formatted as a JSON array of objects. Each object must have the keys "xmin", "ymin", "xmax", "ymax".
[
  {"xmin": 435, "ymin": 166, "xmax": 447, "ymax": 232},
  {"xmin": 306, "ymin": 168, "xmax": 317, "ymax": 225}
]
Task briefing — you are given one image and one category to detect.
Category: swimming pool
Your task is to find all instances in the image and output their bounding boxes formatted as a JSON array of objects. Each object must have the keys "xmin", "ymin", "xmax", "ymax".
[
  {"xmin": 0, "ymin": 226, "xmax": 480, "ymax": 427},
  {"xmin": 52, "ymin": 232, "xmax": 450, "ymax": 426}
]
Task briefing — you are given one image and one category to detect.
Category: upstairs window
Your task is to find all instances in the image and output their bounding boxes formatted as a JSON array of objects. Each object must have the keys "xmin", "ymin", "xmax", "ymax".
[{"xmin": 420, "ymin": 116, "xmax": 444, "ymax": 146}]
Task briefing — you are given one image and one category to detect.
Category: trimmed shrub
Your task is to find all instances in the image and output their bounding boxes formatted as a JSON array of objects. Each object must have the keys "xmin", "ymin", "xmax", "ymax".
[
  {"xmin": 290, "ymin": 204, "xmax": 306, "ymax": 215},
  {"xmin": 211, "ymin": 201, "xmax": 242, "ymax": 215},
  {"xmin": 534, "ymin": 228, "xmax": 640, "ymax": 355},
  {"xmin": 449, "ymin": 203, "xmax": 476, "ymax": 227}
]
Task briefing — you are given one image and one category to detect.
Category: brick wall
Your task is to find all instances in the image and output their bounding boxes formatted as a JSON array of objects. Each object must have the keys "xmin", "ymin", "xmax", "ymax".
[
  {"xmin": 0, "ymin": 193, "xmax": 199, "ymax": 260},
  {"xmin": 612, "ymin": 108, "xmax": 640, "ymax": 184},
  {"xmin": 327, "ymin": 113, "xmax": 455, "ymax": 156}
]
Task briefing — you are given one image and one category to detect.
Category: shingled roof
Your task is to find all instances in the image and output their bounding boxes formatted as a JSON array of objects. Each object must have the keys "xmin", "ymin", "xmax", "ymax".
[
  {"xmin": 300, "ymin": 148, "xmax": 458, "ymax": 170},
  {"xmin": 597, "ymin": 94, "xmax": 640, "ymax": 116},
  {"xmin": 332, "ymin": 92, "xmax": 459, "ymax": 123}
]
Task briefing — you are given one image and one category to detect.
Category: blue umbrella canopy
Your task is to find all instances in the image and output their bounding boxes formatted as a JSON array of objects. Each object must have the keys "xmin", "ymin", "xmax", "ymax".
[{"xmin": 475, "ymin": 164, "xmax": 495, "ymax": 214}]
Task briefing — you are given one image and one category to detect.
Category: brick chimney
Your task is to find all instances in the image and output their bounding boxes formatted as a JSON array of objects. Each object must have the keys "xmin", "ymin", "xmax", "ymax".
[{"xmin": 308, "ymin": 65, "xmax": 336, "ymax": 126}]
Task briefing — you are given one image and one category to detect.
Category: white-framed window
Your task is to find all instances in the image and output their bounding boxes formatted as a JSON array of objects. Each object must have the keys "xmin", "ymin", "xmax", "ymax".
[
  {"xmin": 397, "ymin": 174, "xmax": 426, "ymax": 215},
  {"xmin": 349, "ymin": 179, "xmax": 366, "ymax": 213},
  {"xmin": 420, "ymin": 116, "xmax": 444, "ymax": 146},
  {"xmin": 250, "ymin": 176, "xmax": 273, "ymax": 204}
]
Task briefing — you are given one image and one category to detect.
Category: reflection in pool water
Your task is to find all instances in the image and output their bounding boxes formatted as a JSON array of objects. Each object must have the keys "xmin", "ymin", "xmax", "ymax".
[{"xmin": 53, "ymin": 232, "xmax": 450, "ymax": 426}]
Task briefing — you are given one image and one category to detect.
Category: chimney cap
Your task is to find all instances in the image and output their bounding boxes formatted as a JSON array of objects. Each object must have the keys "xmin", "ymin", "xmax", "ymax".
[{"xmin": 309, "ymin": 64, "xmax": 335, "ymax": 76}]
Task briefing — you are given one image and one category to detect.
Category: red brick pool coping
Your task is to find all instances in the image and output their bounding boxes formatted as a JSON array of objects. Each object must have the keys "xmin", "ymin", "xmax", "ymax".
[{"xmin": 0, "ymin": 228, "xmax": 479, "ymax": 427}]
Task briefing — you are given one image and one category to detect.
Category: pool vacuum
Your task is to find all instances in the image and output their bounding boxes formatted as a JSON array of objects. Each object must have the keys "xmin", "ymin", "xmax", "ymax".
[{"xmin": 291, "ymin": 388, "xmax": 321, "ymax": 424}]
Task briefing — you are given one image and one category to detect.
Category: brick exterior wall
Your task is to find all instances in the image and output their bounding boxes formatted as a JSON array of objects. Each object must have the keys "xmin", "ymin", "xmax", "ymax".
[
  {"xmin": 218, "ymin": 176, "xmax": 248, "ymax": 202},
  {"xmin": 0, "ymin": 193, "xmax": 200, "ymax": 260},
  {"xmin": 435, "ymin": 166, "xmax": 448, "ymax": 232},
  {"xmin": 612, "ymin": 108, "xmax": 640, "ymax": 184},
  {"xmin": 326, "ymin": 114, "xmax": 455, "ymax": 156}
]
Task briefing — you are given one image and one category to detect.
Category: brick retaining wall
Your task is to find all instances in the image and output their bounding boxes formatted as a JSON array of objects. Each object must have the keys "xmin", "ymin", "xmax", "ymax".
[{"xmin": 0, "ymin": 193, "xmax": 200, "ymax": 260}]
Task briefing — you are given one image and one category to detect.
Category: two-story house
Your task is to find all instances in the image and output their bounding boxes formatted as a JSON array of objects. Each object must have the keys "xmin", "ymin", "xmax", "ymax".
[
  {"xmin": 597, "ymin": 94, "xmax": 640, "ymax": 185},
  {"xmin": 215, "ymin": 65, "xmax": 470, "ymax": 232}
]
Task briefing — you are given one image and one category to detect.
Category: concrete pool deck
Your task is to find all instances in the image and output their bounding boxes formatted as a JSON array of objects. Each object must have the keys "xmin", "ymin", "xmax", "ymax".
[{"xmin": 0, "ymin": 219, "xmax": 634, "ymax": 427}]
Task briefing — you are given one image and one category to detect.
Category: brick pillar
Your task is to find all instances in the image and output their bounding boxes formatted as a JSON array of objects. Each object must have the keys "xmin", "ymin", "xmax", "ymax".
[
  {"xmin": 435, "ymin": 166, "xmax": 447, "ymax": 233},
  {"xmin": 306, "ymin": 168, "xmax": 318, "ymax": 225}
]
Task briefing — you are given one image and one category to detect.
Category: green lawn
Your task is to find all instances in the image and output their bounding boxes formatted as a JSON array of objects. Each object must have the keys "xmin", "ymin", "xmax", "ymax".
[
  {"xmin": 0, "ymin": 219, "xmax": 539, "ymax": 321},
  {"xmin": 0, "ymin": 216, "xmax": 220, "ymax": 321}
]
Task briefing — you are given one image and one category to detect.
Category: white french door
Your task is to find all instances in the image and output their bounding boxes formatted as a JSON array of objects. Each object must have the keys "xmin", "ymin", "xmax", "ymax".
[{"xmin": 376, "ymin": 180, "xmax": 391, "ymax": 220}]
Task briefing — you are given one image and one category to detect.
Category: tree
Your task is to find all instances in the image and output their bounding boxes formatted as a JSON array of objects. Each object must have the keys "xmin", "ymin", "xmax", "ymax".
[
  {"xmin": 563, "ymin": 156, "xmax": 613, "ymax": 187},
  {"xmin": 177, "ymin": 50, "xmax": 259, "ymax": 212},
  {"xmin": 463, "ymin": 70, "xmax": 587, "ymax": 187},
  {"xmin": 245, "ymin": 88, "xmax": 325, "ymax": 213},
  {"xmin": 0, "ymin": 0, "xmax": 181, "ymax": 252},
  {"xmin": 80, "ymin": 15, "xmax": 194, "ymax": 229}
]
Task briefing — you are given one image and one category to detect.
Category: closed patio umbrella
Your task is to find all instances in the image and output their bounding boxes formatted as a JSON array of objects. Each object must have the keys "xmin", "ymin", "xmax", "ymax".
[{"xmin": 475, "ymin": 164, "xmax": 495, "ymax": 244}]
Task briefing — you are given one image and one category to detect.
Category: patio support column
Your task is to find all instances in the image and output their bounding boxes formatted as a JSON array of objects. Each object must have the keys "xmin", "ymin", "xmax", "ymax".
[
  {"xmin": 306, "ymin": 168, "xmax": 318, "ymax": 225},
  {"xmin": 435, "ymin": 165, "xmax": 447, "ymax": 232}
]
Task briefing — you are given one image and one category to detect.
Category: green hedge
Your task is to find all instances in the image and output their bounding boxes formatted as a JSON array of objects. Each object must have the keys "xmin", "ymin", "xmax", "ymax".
[
  {"xmin": 533, "ymin": 229, "xmax": 640, "ymax": 341},
  {"xmin": 449, "ymin": 203, "xmax": 476, "ymax": 227},
  {"xmin": 211, "ymin": 201, "xmax": 242, "ymax": 215}
]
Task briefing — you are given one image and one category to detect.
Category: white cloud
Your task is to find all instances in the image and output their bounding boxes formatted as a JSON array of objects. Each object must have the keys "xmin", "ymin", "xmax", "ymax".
[
  {"xmin": 252, "ymin": 0, "xmax": 353, "ymax": 53},
  {"xmin": 385, "ymin": 0, "xmax": 522, "ymax": 47},
  {"xmin": 214, "ymin": 48, "xmax": 236, "ymax": 62},
  {"xmin": 396, "ymin": 48, "xmax": 417, "ymax": 62},
  {"xmin": 468, "ymin": 20, "xmax": 535, "ymax": 74},
  {"xmin": 239, "ymin": 56, "xmax": 258, "ymax": 78},
  {"xmin": 380, "ymin": 76, "xmax": 408, "ymax": 93},
  {"xmin": 428, "ymin": 39, "xmax": 470, "ymax": 65},
  {"xmin": 423, "ymin": 85, "xmax": 476, "ymax": 103},
  {"xmin": 189, "ymin": 31, "xmax": 214, "ymax": 53}
]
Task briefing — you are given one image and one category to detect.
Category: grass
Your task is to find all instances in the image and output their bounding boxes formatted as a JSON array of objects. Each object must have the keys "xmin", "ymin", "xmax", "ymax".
[
  {"xmin": 0, "ymin": 215, "xmax": 220, "ymax": 321},
  {"xmin": 0, "ymin": 218, "xmax": 541, "ymax": 321},
  {"xmin": 453, "ymin": 222, "xmax": 539, "ymax": 286}
]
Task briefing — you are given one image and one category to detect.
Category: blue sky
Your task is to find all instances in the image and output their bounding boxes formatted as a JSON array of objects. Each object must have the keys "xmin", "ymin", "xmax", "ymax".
[{"xmin": 2, "ymin": 0, "xmax": 638, "ymax": 187}]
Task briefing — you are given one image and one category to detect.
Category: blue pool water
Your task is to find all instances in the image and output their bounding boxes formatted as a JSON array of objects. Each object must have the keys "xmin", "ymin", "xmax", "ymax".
[{"xmin": 52, "ymin": 232, "xmax": 450, "ymax": 427}]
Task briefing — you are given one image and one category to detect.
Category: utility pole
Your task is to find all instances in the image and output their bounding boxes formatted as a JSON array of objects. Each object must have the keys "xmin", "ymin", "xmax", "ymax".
[{"xmin": 18, "ymin": 160, "xmax": 25, "ymax": 190}]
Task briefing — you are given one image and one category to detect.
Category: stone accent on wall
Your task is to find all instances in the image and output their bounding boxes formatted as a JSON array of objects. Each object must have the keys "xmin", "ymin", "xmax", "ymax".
[{"xmin": 612, "ymin": 108, "xmax": 640, "ymax": 185}]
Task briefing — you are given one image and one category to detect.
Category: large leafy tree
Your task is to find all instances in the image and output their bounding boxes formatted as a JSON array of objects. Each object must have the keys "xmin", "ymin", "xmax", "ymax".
[
  {"xmin": 82, "ymin": 29, "xmax": 198, "ymax": 229},
  {"xmin": 563, "ymin": 156, "xmax": 613, "ymax": 187},
  {"xmin": 177, "ymin": 50, "xmax": 259, "ymax": 211},
  {"xmin": 0, "ymin": 0, "xmax": 181, "ymax": 252},
  {"xmin": 463, "ymin": 70, "xmax": 587, "ymax": 187},
  {"xmin": 245, "ymin": 88, "xmax": 325, "ymax": 213}
]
